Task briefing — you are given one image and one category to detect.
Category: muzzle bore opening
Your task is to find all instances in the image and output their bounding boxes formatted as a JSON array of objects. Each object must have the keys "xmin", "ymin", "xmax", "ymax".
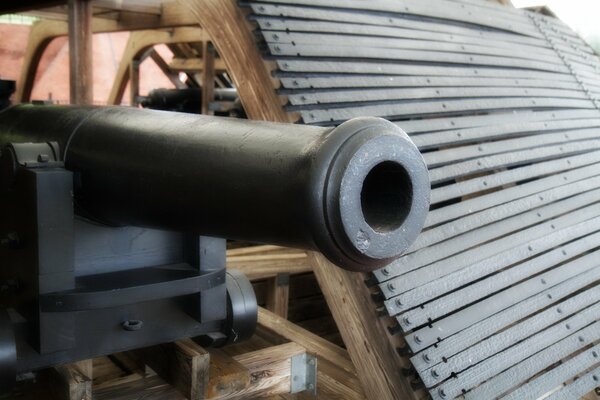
[{"xmin": 360, "ymin": 161, "xmax": 413, "ymax": 233}]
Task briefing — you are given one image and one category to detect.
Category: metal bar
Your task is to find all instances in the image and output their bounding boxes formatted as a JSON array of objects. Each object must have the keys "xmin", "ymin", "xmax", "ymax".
[
  {"xmin": 464, "ymin": 323, "xmax": 600, "ymax": 399},
  {"xmin": 380, "ymin": 202, "xmax": 600, "ymax": 300},
  {"xmin": 265, "ymin": 32, "xmax": 562, "ymax": 65},
  {"xmin": 276, "ymin": 60, "xmax": 575, "ymax": 82},
  {"xmin": 503, "ymin": 343, "xmax": 600, "ymax": 400},
  {"xmin": 299, "ymin": 98, "xmax": 594, "ymax": 125},
  {"xmin": 435, "ymin": 301, "xmax": 600, "ymax": 399},
  {"xmin": 409, "ymin": 268, "xmax": 600, "ymax": 371},
  {"xmin": 420, "ymin": 287, "xmax": 600, "ymax": 387},
  {"xmin": 287, "ymin": 87, "xmax": 586, "ymax": 108},
  {"xmin": 543, "ymin": 365, "xmax": 600, "ymax": 400}
]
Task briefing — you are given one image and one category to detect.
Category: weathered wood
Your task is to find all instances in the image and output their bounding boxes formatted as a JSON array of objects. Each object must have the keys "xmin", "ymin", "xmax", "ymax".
[
  {"xmin": 68, "ymin": 0, "xmax": 93, "ymax": 105},
  {"xmin": 227, "ymin": 342, "xmax": 307, "ymax": 398},
  {"xmin": 168, "ymin": 57, "xmax": 227, "ymax": 73},
  {"xmin": 310, "ymin": 253, "xmax": 416, "ymax": 400},
  {"xmin": 265, "ymin": 273, "xmax": 290, "ymax": 319},
  {"xmin": 107, "ymin": 27, "xmax": 206, "ymax": 105},
  {"xmin": 179, "ymin": 0, "xmax": 291, "ymax": 122},
  {"xmin": 201, "ymin": 41, "xmax": 216, "ymax": 115},
  {"xmin": 206, "ymin": 349, "xmax": 251, "ymax": 398},
  {"xmin": 134, "ymin": 339, "xmax": 210, "ymax": 400},
  {"xmin": 227, "ymin": 252, "xmax": 311, "ymax": 280},
  {"xmin": 52, "ymin": 361, "xmax": 93, "ymax": 400}
]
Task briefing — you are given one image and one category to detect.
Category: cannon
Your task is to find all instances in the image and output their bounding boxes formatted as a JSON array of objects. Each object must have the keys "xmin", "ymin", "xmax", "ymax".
[
  {"xmin": 0, "ymin": 104, "xmax": 429, "ymax": 390},
  {"xmin": 140, "ymin": 87, "xmax": 242, "ymax": 117}
]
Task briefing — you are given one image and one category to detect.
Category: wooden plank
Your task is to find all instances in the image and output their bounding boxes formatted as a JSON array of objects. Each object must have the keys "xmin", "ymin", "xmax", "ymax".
[
  {"xmin": 134, "ymin": 339, "xmax": 210, "ymax": 400},
  {"xmin": 168, "ymin": 57, "xmax": 227, "ymax": 73},
  {"xmin": 68, "ymin": 0, "xmax": 93, "ymax": 105},
  {"xmin": 310, "ymin": 253, "xmax": 417, "ymax": 400}
]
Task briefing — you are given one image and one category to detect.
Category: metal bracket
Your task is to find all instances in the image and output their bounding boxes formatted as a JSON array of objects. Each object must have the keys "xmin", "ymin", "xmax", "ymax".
[{"xmin": 290, "ymin": 352, "xmax": 317, "ymax": 396}]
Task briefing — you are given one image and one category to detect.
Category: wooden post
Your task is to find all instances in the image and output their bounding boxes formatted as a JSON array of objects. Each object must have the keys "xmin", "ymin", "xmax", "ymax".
[
  {"xmin": 68, "ymin": 0, "xmax": 93, "ymax": 105},
  {"xmin": 134, "ymin": 338, "xmax": 210, "ymax": 400},
  {"xmin": 129, "ymin": 59, "xmax": 140, "ymax": 107},
  {"xmin": 206, "ymin": 349, "xmax": 251, "ymax": 398},
  {"xmin": 52, "ymin": 361, "xmax": 93, "ymax": 400},
  {"xmin": 201, "ymin": 41, "xmax": 216, "ymax": 115},
  {"xmin": 265, "ymin": 273, "xmax": 290, "ymax": 319},
  {"xmin": 309, "ymin": 253, "xmax": 418, "ymax": 400}
]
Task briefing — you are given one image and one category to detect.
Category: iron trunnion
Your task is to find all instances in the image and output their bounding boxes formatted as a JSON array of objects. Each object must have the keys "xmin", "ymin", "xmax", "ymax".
[{"xmin": 0, "ymin": 105, "xmax": 429, "ymax": 391}]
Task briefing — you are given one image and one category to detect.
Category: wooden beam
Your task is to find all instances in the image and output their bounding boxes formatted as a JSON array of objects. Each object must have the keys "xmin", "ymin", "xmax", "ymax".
[
  {"xmin": 107, "ymin": 27, "xmax": 206, "ymax": 105},
  {"xmin": 228, "ymin": 342, "xmax": 307, "ymax": 398},
  {"xmin": 227, "ymin": 251, "xmax": 312, "ymax": 281},
  {"xmin": 134, "ymin": 339, "xmax": 210, "ymax": 400},
  {"xmin": 52, "ymin": 361, "xmax": 92, "ymax": 400},
  {"xmin": 149, "ymin": 49, "xmax": 186, "ymax": 89},
  {"xmin": 128, "ymin": 59, "xmax": 140, "ymax": 107},
  {"xmin": 309, "ymin": 253, "xmax": 417, "ymax": 400},
  {"xmin": 68, "ymin": 0, "xmax": 93, "ymax": 105},
  {"xmin": 201, "ymin": 41, "xmax": 216, "ymax": 115},
  {"xmin": 178, "ymin": 0, "xmax": 290, "ymax": 123},
  {"xmin": 168, "ymin": 57, "xmax": 227, "ymax": 73},
  {"xmin": 206, "ymin": 349, "xmax": 250, "ymax": 398},
  {"xmin": 265, "ymin": 273, "xmax": 290, "ymax": 319},
  {"xmin": 257, "ymin": 307, "xmax": 366, "ymax": 399}
]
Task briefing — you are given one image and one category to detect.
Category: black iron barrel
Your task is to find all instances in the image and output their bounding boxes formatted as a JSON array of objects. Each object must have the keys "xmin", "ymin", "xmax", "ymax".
[{"xmin": 0, "ymin": 104, "xmax": 429, "ymax": 272}]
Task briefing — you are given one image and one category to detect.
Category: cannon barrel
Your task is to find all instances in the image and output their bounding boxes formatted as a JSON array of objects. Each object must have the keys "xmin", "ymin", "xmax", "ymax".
[{"xmin": 0, "ymin": 105, "xmax": 429, "ymax": 272}]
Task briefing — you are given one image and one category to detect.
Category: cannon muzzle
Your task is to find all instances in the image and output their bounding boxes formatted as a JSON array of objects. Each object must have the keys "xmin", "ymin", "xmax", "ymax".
[{"xmin": 0, "ymin": 105, "xmax": 429, "ymax": 272}]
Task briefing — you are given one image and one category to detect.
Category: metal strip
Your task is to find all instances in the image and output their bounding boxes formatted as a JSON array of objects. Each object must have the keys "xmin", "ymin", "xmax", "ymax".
[
  {"xmin": 413, "ymin": 118, "xmax": 600, "ymax": 150},
  {"xmin": 400, "ymin": 233, "xmax": 600, "ymax": 330},
  {"xmin": 503, "ymin": 344, "xmax": 600, "ymax": 400},
  {"xmin": 429, "ymin": 152, "xmax": 600, "ymax": 210},
  {"xmin": 434, "ymin": 302, "xmax": 600, "ymax": 399},
  {"xmin": 424, "ymin": 127, "xmax": 600, "ymax": 167},
  {"xmin": 420, "ymin": 288, "xmax": 600, "ymax": 387},
  {"xmin": 399, "ymin": 110, "xmax": 599, "ymax": 134},
  {"xmin": 277, "ymin": 75, "xmax": 581, "ymax": 91},
  {"xmin": 298, "ymin": 98, "xmax": 594, "ymax": 125},
  {"xmin": 256, "ymin": 18, "xmax": 551, "ymax": 52},
  {"xmin": 380, "ymin": 203, "xmax": 600, "ymax": 300},
  {"xmin": 249, "ymin": 5, "xmax": 548, "ymax": 47},
  {"xmin": 429, "ymin": 138, "xmax": 600, "ymax": 184},
  {"xmin": 287, "ymin": 87, "xmax": 586, "ymax": 108},
  {"xmin": 464, "ymin": 322, "xmax": 600, "ymax": 400},
  {"xmin": 276, "ymin": 60, "xmax": 575, "ymax": 81},
  {"xmin": 248, "ymin": 1, "xmax": 541, "ymax": 37},
  {"xmin": 409, "ymin": 269, "xmax": 600, "ymax": 371},
  {"xmin": 268, "ymin": 44, "xmax": 567, "ymax": 73},
  {"xmin": 265, "ymin": 32, "xmax": 563, "ymax": 65},
  {"xmin": 387, "ymin": 187, "xmax": 600, "ymax": 286},
  {"xmin": 544, "ymin": 365, "xmax": 600, "ymax": 400},
  {"xmin": 414, "ymin": 174, "xmax": 600, "ymax": 253}
]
